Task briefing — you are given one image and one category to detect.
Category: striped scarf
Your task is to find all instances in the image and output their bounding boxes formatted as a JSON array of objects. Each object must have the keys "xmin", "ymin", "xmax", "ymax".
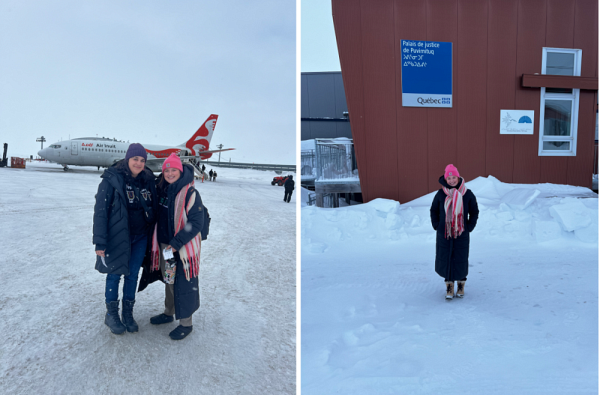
[
  {"xmin": 443, "ymin": 178, "xmax": 467, "ymax": 239},
  {"xmin": 150, "ymin": 181, "xmax": 201, "ymax": 281}
]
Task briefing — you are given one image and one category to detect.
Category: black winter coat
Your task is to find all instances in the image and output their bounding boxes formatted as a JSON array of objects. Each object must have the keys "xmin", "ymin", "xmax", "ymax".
[
  {"xmin": 430, "ymin": 176, "xmax": 479, "ymax": 281},
  {"xmin": 138, "ymin": 165, "xmax": 204, "ymax": 320},
  {"xmin": 284, "ymin": 177, "xmax": 295, "ymax": 191},
  {"xmin": 93, "ymin": 162, "xmax": 157, "ymax": 275}
]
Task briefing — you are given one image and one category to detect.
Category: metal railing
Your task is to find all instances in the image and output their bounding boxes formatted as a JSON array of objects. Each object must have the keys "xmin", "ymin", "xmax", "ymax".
[
  {"xmin": 301, "ymin": 150, "xmax": 316, "ymax": 177},
  {"xmin": 315, "ymin": 139, "xmax": 357, "ymax": 181}
]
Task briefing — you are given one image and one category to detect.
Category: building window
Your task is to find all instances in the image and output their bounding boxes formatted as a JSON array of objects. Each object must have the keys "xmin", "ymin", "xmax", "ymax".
[{"xmin": 538, "ymin": 48, "xmax": 582, "ymax": 156}]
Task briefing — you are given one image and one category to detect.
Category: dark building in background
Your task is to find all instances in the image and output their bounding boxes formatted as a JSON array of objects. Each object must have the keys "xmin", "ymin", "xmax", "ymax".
[
  {"xmin": 332, "ymin": 0, "xmax": 598, "ymax": 204},
  {"xmin": 301, "ymin": 72, "xmax": 352, "ymax": 140}
]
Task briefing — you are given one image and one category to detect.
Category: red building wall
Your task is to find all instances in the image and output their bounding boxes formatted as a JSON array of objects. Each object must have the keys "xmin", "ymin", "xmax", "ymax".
[{"xmin": 332, "ymin": 0, "xmax": 598, "ymax": 203}]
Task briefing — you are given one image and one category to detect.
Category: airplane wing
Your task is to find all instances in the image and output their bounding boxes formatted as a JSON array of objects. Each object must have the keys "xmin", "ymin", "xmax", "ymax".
[{"xmin": 180, "ymin": 148, "xmax": 236, "ymax": 158}]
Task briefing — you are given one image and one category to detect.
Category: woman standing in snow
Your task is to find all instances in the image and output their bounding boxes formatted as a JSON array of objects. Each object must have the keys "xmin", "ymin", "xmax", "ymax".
[
  {"xmin": 93, "ymin": 143, "xmax": 157, "ymax": 334},
  {"xmin": 140, "ymin": 153, "xmax": 205, "ymax": 340},
  {"xmin": 430, "ymin": 164, "xmax": 479, "ymax": 299}
]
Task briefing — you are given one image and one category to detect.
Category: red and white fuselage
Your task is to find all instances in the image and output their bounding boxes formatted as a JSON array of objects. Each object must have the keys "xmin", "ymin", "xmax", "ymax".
[{"xmin": 38, "ymin": 114, "xmax": 234, "ymax": 171}]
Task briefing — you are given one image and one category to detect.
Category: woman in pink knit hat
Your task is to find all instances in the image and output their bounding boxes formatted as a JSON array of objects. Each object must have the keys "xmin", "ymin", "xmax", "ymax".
[
  {"xmin": 138, "ymin": 153, "xmax": 208, "ymax": 340},
  {"xmin": 430, "ymin": 164, "xmax": 479, "ymax": 300}
]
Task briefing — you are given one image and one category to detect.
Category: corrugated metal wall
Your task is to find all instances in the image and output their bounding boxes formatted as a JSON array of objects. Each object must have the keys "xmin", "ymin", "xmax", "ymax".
[
  {"xmin": 332, "ymin": 0, "xmax": 598, "ymax": 203},
  {"xmin": 301, "ymin": 72, "xmax": 352, "ymax": 140}
]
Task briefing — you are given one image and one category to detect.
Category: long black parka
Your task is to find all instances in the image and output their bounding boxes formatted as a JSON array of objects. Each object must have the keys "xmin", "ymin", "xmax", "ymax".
[
  {"xmin": 138, "ymin": 165, "xmax": 205, "ymax": 320},
  {"xmin": 430, "ymin": 176, "xmax": 479, "ymax": 282},
  {"xmin": 92, "ymin": 161, "xmax": 158, "ymax": 275},
  {"xmin": 284, "ymin": 176, "xmax": 295, "ymax": 191}
]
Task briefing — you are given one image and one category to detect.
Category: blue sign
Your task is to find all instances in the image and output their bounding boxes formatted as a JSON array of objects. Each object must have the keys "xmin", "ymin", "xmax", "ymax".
[{"xmin": 401, "ymin": 40, "xmax": 452, "ymax": 107}]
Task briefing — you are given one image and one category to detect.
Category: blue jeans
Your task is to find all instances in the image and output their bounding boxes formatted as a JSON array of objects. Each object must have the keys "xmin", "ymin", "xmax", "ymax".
[{"xmin": 105, "ymin": 234, "xmax": 147, "ymax": 303}]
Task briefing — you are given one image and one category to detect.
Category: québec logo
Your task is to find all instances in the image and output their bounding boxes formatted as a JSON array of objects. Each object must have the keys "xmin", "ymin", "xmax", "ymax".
[{"xmin": 417, "ymin": 96, "xmax": 451, "ymax": 105}]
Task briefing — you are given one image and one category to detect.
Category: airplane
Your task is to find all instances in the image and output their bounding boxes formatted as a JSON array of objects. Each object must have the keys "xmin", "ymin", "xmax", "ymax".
[{"xmin": 37, "ymin": 114, "xmax": 234, "ymax": 172}]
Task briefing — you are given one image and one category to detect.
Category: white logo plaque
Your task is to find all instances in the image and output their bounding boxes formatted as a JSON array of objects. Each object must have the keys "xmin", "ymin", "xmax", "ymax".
[{"xmin": 500, "ymin": 110, "xmax": 535, "ymax": 135}]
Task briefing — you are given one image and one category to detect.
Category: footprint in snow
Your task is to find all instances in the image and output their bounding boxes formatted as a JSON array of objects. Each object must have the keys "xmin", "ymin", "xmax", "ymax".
[{"xmin": 564, "ymin": 310, "xmax": 579, "ymax": 324}]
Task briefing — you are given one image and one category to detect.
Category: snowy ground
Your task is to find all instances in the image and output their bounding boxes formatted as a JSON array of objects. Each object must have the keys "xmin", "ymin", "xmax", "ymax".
[
  {"xmin": 301, "ymin": 176, "xmax": 598, "ymax": 395},
  {"xmin": 0, "ymin": 162, "xmax": 296, "ymax": 394}
]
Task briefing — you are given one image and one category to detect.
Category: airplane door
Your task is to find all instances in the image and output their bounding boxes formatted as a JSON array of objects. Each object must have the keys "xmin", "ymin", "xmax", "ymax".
[{"xmin": 71, "ymin": 142, "xmax": 78, "ymax": 155}]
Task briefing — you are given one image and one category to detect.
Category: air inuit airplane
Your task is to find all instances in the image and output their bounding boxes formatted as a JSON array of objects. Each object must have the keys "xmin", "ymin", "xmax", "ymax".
[{"xmin": 37, "ymin": 114, "xmax": 234, "ymax": 172}]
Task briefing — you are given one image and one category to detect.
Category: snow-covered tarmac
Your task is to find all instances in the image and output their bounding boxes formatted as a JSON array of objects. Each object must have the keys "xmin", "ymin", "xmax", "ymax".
[
  {"xmin": 0, "ymin": 162, "xmax": 296, "ymax": 394},
  {"xmin": 302, "ymin": 177, "xmax": 598, "ymax": 395}
]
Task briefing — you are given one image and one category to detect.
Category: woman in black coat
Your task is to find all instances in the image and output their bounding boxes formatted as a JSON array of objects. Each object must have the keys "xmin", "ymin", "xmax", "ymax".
[
  {"xmin": 93, "ymin": 143, "xmax": 157, "ymax": 334},
  {"xmin": 430, "ymin": 164, "xmax": 479, "ymax": 300},
  {"xmin": 140, "ymin": 153, "xmax": 205, "ymax": 340}
]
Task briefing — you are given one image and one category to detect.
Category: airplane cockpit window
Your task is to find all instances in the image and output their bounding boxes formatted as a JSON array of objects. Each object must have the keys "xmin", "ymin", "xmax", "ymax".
[{"xmin": 50, "ymin": 145, "xmax": 61, "ymax": 149}]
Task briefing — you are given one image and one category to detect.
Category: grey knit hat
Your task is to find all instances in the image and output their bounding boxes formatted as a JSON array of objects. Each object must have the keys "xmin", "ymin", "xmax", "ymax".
[{"xmin": 125, "ymin": 143, "xmax": 147, "ymax": 161}]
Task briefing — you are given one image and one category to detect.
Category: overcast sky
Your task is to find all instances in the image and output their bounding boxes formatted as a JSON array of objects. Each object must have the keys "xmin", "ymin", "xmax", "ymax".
[
  {"xmin": 0, "ymin": 0, "xmax": 295, "ymax": 164},
  {"xmin": 301, "ymin": 0, "xmax": 340, "ymax": 72}
]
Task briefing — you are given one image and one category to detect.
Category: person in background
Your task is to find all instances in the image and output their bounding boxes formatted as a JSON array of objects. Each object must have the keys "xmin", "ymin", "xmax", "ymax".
[
  {"xmin": 142, "ymin": 153, "xmax": 204, "ymax": 340},
  {"xmin": 93, "ymin": 143, "xmax": 157, "ymax": 335},
  {"xmin": 430, "ymin": 164, "xmax": 479, "ymax": 300},
  {"xmin": 213, "ymin": 171, "xmax": 217, "ymax": 182},
  {"xmin": 209, "ymin": 169, "xmax": 214, "ymax": 181},
  {"xmin": 283, "ymin": 175, "xmax": 294, "ymax": 203}
]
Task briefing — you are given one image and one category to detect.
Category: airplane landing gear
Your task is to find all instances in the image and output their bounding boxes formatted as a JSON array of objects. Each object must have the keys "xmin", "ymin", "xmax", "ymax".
[
  {"xmin": 97, "ymin": 166, "xmax": 100, "ymax": 170},
  {"xmin": 62, "ymin": 165, "xmax": 69, "ymax": 171}
]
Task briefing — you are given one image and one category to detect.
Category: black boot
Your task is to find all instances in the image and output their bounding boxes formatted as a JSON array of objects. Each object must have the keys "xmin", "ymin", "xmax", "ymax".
[
  {"xmin": 169, "ymin": 325, "xmax": 193, "ymax": 340},
  {"xmin": 150, "ymin": 313, "xmax": 174, "ymax": 325},
  {"xmin": 121, "ymin": 299, "xmax": 139, "ymax": 333},
  {"xmin": 105, "ymin": 300, "xmax": 126, "ymax": 335}
]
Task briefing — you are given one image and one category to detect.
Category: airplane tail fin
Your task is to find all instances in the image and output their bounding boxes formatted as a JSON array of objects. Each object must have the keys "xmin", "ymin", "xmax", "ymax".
[{"xmin": 181, "ymin": 114, "xmax": 219, "ymax": 159}]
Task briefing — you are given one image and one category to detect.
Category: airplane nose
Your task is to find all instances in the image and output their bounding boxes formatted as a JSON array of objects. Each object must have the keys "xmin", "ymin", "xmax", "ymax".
[{"xmin": 38, "ymin": 149, "xmax": 43, "ymax": 157}]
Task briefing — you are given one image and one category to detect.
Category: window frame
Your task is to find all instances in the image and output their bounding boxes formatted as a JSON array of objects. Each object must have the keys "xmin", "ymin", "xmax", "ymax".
[{"xmin": 538, "ymin": 47, "xmax": 582, "ymax": 157}]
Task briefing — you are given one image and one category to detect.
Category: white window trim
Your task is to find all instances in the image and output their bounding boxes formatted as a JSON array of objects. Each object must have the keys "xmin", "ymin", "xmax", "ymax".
[{"xmin": 538, "ymin": 47, "xmax": 582, "ymax": 157}]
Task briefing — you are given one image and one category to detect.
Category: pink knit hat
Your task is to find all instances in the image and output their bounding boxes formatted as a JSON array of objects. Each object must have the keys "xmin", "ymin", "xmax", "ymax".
[
  {"xmin": 444, "ymin": 164, "xmax": 460, "ymax": 179},
  {"xmin": 162, "ymin": 153, "xmax": 183, "ymax": 172}
]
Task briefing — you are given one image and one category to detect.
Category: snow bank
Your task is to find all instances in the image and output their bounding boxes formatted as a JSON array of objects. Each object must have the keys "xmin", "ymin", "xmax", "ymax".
[
  {"xmin": 502, "ymin": 188, "xmax": 540, "ymax": 210},
  {"xmin": 549, "ymin": 199, "xmax": 591, "ymax": 231},
  {"xmin": 301, "ymin": 186, "xmax": 313, "ymax": 207},
  {"xmin": 302, "ymin": 176, "xmax": 598, "ymax": 246}
]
